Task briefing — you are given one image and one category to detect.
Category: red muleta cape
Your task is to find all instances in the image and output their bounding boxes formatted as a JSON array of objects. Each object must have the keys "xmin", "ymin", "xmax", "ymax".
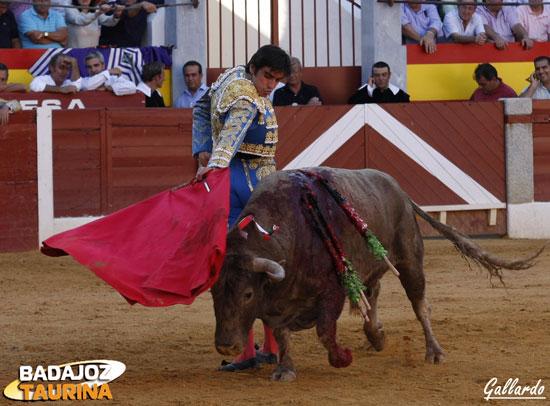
[{"xmin": 41, "ymin": 168, "xmax": 230, "ymax": 307}]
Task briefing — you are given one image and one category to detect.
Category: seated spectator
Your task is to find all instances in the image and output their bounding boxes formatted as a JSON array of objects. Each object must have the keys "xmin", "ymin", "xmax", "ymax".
[
  {"xmin": 0, "ymin": 63, "xmax": 27, "ymax": 92},
  {"xmin": 470, "ymin": 63, "xmax": 516, "ymax": 101},
  {"xmin": 65, "ymin": 0, "xmax": 123, "ymax": 48},
  {"xmin": 476, "ymin": 0, "xmax": 533, "ymax": 50},
  {"xmin": 443, "ymin": 0, "xmax": 487, "ymax": 44},
  {"xmin": 438, "ymin": 0, "xmax": 483, "ymax": 20},
  {"xmin": 174, "ymin": 60, "xmax": 209, "ymax": 108},
  {"xmin": 99, "ymin": 0, "xmax": 160, "ymax": 47},
  {"xmin": 402, "ymin": 0, "xmax": 442, "ymax": 54},
  {"xmin": 348, "ymin": 61, "xmax": 410, "ymax": 104},
  {"xmin": 517, "ymin": 0, "xmax": 550, "ymax": 42},
  {"xmin": 520, "ymin": 56, "xmax": 550, "ymax": 99},
  {"xmin": 137, "ymin": 61, "xmax": 165, "ymax": 107},
  {"xmin": 0, "ymin": 97, "xmax": 22, "ymax": 124},
  {"xmin": 81, "ymin": 51, "xmax": 136, "ymax": 95},
  {"xmin": 0, "ymin": 1, "xmax": 22, "ymax": 48},
  {"xmin": 272, "ymin": 57, "xmax": 322, "ymax": 106},
  {"xmin": 18, "ymin": 0, "xmax": 67, "ymax": 49},
  {"xmin": 30, "ymin": 54, "xmax": 81, "ymax": 93}
]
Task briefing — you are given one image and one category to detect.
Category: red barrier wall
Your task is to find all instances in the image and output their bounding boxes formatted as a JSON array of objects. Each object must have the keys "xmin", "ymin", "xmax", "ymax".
[{"xmin": 0, "ymin": 111, "xmax": 38, "ymax": 251}]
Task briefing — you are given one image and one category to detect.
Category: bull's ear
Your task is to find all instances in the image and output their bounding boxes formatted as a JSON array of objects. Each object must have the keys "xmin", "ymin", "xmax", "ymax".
[{"xmin": 253, "ymin": 258, "xmax": 285, "ymax": 282}]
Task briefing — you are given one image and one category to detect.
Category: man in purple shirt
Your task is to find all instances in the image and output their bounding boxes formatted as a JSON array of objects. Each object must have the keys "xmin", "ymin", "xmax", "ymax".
[
  {"xmin": 470, "ymin": 63, "xmax": 517, "ymax": 101},
  {"xmin": 476, "ymin": 0, "xmax": 533, "ymax": 50},
  {"xmin": 401, "ymin": 0, "xmax": 443, "ymax": 54}
]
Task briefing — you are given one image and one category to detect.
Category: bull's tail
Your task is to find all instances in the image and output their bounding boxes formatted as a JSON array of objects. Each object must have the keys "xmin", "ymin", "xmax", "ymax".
[{"xmin": 411, "ymin": 201, "xmax": 543, "ymax": 279}]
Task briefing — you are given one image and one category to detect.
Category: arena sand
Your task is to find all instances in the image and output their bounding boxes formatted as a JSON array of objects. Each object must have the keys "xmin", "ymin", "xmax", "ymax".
[{"xmin": 1, "ymin": 238, "xmax": 549, "ymax": 405}]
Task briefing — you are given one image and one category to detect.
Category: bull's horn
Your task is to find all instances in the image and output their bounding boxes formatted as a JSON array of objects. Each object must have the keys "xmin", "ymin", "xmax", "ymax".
[{"xmin": 253, "ymin": 258, "xmax": 286, "ymax": 282}]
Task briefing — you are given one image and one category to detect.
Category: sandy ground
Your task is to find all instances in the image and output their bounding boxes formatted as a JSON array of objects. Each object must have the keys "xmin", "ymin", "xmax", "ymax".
[{"xmin": 1, "ymin": 238, "xmax": 549, "ymax": 406}]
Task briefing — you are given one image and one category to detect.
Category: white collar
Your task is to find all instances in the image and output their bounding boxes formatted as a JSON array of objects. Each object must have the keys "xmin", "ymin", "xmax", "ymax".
[
  {"xmin": 137, "ymin": 82, "xmax": 152, "ymax": 97},
  {"xmin": 361, "ymin": 82, "xmax": 401, "ymax": 96}
]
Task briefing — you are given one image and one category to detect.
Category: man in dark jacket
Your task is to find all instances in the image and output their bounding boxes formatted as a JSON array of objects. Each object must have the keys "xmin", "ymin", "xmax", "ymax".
[
  {"xmin": 348, "ymin": 61, "xmax": 410, "ymax": 104},
  {"xmin": 273, "ymin": 57, "xmax": 322, "ymax": 106},
  {"xmin": 137, "ymin": 61, "xmax": 165, "ymax": 107}
]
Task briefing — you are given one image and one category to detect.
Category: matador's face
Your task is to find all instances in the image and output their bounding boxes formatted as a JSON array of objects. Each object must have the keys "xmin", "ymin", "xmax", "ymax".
[{"xmin": 249, "ymin": 65, "xmax": 285, "ymax": 97}]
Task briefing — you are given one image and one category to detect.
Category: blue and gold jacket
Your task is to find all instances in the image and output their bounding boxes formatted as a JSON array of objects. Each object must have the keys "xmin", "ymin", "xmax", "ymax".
[{"xmin": 192, "ymin": 66, "xmax": 278, "ymax": 169}]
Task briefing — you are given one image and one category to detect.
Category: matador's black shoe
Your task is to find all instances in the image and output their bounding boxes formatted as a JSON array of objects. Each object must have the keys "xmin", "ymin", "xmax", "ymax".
[
  {"xmin": 255, "ymin": 350, "xmax": 277, "ymax": 364},
  {"xmin": 219, "ymin": 358, "xmax": 260, "ymax": 372},
  {"xmin": 254, "ymin": 343, "xmax": 277, "ymax": 364}
]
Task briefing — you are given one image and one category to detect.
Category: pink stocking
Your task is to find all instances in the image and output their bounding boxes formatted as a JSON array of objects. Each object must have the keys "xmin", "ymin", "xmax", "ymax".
[
  {"xmin": 232, "ymin": 329, "xmax": 256, "ymax": 362},
  {"xmin": 259, "ymin": 324, "xmax": 278, "ymax": 354}
]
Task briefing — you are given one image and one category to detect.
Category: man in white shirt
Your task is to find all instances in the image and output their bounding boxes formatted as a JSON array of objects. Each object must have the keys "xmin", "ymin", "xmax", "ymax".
[
  {"xmin": 30, "ymin": 53, "xmax": 81, "ymax": 93},
  {"xmin": 443, "ymin": 0, "xmax": 487, "ymax": 44},
  {"xmin": 520, "ymin": 56, "xmax": 550, "ymax": 99},
  {"xmin": 81, "ymin": 51, "xmax": 136, "ymax": 96},
  {"xmin": 174, "ymin": 61, "xmax": 209, "ymax": 108}
]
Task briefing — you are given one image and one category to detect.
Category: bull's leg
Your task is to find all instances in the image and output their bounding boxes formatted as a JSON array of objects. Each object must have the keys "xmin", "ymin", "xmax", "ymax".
[
  {"xmin": 271, "ymin": 327, "xmax": 296, "ymax": 382},
  {"xmin": 397, "ymin": 262, "xmax": 445, "ymax": 363},
  {"xmin": 362, "ymin": 280, "xmax": 386, "ymax": 351},
  {"xmin": 316, "ymin": 290, "xmax": 353, "ymax": 368}
]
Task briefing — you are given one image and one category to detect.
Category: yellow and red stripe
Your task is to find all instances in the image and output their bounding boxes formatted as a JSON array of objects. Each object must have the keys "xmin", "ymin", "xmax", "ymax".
[{"xmin": 407, "ymin": 42, "xmax": 550, "ymax": 101}]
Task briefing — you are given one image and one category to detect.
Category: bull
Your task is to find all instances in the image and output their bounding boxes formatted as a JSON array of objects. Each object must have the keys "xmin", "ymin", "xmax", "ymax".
[{"xmin": 211, "ymin": 167, "xmax": 540, "ymax": 382}]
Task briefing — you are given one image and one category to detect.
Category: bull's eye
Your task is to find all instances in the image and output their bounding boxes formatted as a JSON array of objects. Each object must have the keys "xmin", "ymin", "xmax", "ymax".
[{"xmin": 243, "ymin": 289, "xmax": 253, "ymax": 303}]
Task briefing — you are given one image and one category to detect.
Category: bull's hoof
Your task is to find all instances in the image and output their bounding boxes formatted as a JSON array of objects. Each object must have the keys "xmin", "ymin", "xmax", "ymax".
[
  {"xmin": 219, "ymin": 358, "xmax": 260, "ymax": 372},
  {"xmin": 368, "ymin": 329, "xmax": 386, "ymax": 352},
  {"xmin": 425, "ymin": 347, "xmax": 446, "ymax": 364},
  {"xmin": 271, "ymin": 367, "xmax": 297, "ymax": 382},
  {"xmin": 328, "ymin": 346, "xmax": 353, "ymax": 368}
]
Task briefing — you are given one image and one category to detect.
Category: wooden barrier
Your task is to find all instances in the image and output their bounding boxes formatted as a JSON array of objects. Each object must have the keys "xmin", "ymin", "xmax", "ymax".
[
  {"xmin": 0, "ymin": 111, "xmax": 37, "ymax": 251},
  {"xmin": 1, "ymin": 101, "xmax": 549, "ymax": 252}
]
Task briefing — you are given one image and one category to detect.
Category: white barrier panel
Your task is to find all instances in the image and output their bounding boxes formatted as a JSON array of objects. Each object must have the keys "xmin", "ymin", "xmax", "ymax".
[
  {"xmin": 508, "ymin": 203, "xmax": 550, "ymax": 239},
  {"xmin": 36, "ymin": 108, "xmax": 101, "ymax": 246}
]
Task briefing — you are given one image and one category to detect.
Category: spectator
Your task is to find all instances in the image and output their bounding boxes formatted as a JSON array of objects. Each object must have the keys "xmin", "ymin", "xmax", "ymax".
[
  {"xmin": 517, "ymin": 0, "xmax": 550, "ymax": 42},
  {"xmin": 137, "ymin": 61, "xmax": 165, "ymax": 107},
  {"xmin": 520, "ymin": 55, "xmax": 550, "ymax": 99},
  {"xmin": 402, "ymin": 0, "xmax": 442, "ymax": 54},
  {"xmin": 0, "ymin": 1, "xmax": 22, "ymax": 48},
  {"xmin": 18, "ymin": 0, "xmax": 67, "ymax": 49},
  {"xmin": 30, "ymin": 53, "xmax": 82, "ymax": 93},
  {"xmin": 470, "ymin": 63, "xmax": 516, "ymax": 101},
  {"xmin": 438, "ymin": 0, "xmax": 482, "ymax": 20},
  {"xmin": 0, "ymin": 97, "xmax": 22, "ymax": 124},
  {"xmin": 99, "ymin": 0, "xmax": 160, "ymax": 47},
  {"xmin": 348, "ymin": 61, "xmax": 410, "ymax": 104},
  {"xmin": 174, "ymin": 60, "xmax": 209, "ymax": 108},
  {"xmin": 443, "ymin": 0, "xmax": 487, "ymax": 44},
  {"xmin": 65, "ymin": 0, "xmax": 123, "ymax": 48},
  {"xmin": 272, "ymin": 57, "xmax": 322, "ymax": 106},
  {"xmin": 0, "ymin": 63, "xmax": 27, "ymax": 92},
  {"xmin": 476, "ymin": 0, "xmax": 533, "ymax": 50},
  {"xmin": 81, "ymin": 51, "xmax": 136, "ymax": 96}
]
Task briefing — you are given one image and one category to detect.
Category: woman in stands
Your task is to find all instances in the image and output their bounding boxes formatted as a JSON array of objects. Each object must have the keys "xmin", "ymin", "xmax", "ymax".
[{"xmin": 65, "ymin": 0, "xmax": 123, "ymax": 48}]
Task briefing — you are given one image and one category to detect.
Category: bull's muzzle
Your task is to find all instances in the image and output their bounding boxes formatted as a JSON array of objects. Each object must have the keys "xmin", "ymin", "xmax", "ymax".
[{"xmin": 216, "ymin": 344, "xmax": 242, "ymax": 356}]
